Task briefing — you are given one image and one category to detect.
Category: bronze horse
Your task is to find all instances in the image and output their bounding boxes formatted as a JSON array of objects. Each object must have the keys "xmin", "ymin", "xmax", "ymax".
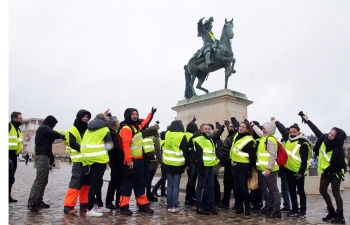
[{"xmin": 184, "ymin": 19, "xmax": 236, "ymax": 99}]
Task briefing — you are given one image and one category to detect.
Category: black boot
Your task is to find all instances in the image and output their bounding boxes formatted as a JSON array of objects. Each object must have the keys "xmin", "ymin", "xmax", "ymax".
[
  {"xmin": 331, "ymin": 210, "xmax": 345, "ymax": 224},
  {"xmin": 196, "ymin": 204, "xmax": 210, "ymax": 215},
  {"xmin": 323, "ymin": 207, "xmax": 336, "ymax": 221},
  {"xmin": 211, "ymin": 203, "xmax": 218, "ymax": 215}
]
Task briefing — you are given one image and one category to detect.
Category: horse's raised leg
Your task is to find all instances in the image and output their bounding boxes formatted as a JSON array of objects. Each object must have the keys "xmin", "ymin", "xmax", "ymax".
[{"xmin": 196, "ymin": 76, "xmax": 209, "ymax": 94}]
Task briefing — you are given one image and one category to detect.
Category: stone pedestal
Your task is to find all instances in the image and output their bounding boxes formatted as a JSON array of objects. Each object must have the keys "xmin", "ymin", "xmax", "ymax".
[{"xmin": 172, "ymin": 89, "xmax": 253, "ymax": 137}]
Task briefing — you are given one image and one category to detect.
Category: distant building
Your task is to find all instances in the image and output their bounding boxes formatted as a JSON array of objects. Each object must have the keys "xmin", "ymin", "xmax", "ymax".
[{"xmin": 20, "ymin": 118, "xmax": 67, "ymax": 156}]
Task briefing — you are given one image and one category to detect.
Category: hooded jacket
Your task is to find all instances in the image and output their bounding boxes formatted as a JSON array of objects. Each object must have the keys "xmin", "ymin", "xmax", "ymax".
[
  {"xmin": 162, "ymin": 120, "xmax": 190, "ymax": 174},
  {"xmin": 68, "ymin": 109, "xmax": 91, "ymax": 152},
  {"xmin": 306, "ymin": 120, "xmax": 347, "ymax": 173},
  {"xmin": 119, "ymin": 108, "xmax": 154, "ymax": 163},
  {"xmin": 35, "ymin": 115, "xmax": 64, "ymax": 160}
]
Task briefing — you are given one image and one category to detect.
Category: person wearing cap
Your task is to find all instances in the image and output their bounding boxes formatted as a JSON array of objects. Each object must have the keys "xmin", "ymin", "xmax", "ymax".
[
  {"xmin": 252, "ymin": 120, "xmax": 281, "ymax": 218},
  {"xmin": 117, "ymin": 107, "xmax": 156, "ymax": 215},
  {"xmin": 301, "ymin": 113, "xmax": 347, "ymax": 224},
  {"xmin": 9, "ymin": 111, "xmax": 23, "ymax": 203},
  {"xmin": 27, "ymin": 115, "xmax": 65, "ymax": 212},
  {"xmin": 63, "ymin": 109, "xmax": 92, "ymax": 214}
]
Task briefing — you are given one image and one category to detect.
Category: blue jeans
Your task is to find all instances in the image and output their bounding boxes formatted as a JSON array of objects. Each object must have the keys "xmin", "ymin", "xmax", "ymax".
[
  {"xmin": 280, "ymin": 169, "xmax": 291, "ymax": 209},
  {"xmin": 88, "ymin": 163, "xmax": 106, "ymax": 210},
  {"xmin": 166, "ymin": 172, "xmax": 181, "ymax": 208},
  {"xmin": 196, "ymin": 167, "xmax": 214, "ymax": 205}
]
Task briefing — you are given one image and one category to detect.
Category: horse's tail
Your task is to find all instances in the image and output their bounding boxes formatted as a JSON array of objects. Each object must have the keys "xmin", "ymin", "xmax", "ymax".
[{"xmin": 184, "ymin": 65, "xmax": 194, "ymax": 99}]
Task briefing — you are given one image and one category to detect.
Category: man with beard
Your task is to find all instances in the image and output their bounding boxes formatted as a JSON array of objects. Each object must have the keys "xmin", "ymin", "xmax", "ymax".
[{"xmin": 118, "ymin": 107, "xmax": 156, "ymax": 215}]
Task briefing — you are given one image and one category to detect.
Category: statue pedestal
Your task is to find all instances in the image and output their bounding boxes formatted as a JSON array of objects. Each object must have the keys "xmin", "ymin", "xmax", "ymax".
[{"xmin": 172, "ymin": 89, "xmax": 253, "ymax": 137}]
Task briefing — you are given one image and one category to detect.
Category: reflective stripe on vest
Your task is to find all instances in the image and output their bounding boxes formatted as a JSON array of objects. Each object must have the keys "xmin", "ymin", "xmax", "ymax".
[
  {"xmin": 230, "ymin": 134, "xmax": 253, "ymax": 163},
  {"xmin": 121, "ymin": 126, "xmax": 143, "ymax": 157},
  {"xmin": 143, "ymin": 136, "xmax": 155, "ymax": 153},
  {"xmin": 285, "ymin": 140, "xmax": 310, "ymax": 174},
  {"xmin": 65, "ymin": 126, "xmax": 83, "ymax": 162},
  {"xmin": 162, "ymin": 132, "xmax": 185, "ymax": 166},
  {"xmin": 9, "ymin": 123, "xmax": 23, "ymax": 155},
  {"xmin": 80, "ymin": 127, "xmax": 109, "ymax": 166},
  {"xmin": 318, "ymin": 142, "xmax": 332, "ymax": 173},
  {"xmin": 256, "ymin": 136, "xmax": 278, "ymax": 171},
  {"xmin": 193, "ymin": 136, "xmax": 217, "ymax": 167}
]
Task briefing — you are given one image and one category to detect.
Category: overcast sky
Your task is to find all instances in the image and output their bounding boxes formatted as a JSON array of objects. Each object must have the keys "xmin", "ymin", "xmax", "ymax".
[{"xmin": 6, "ymin": 0, "xmax": 350, "ymax": 137}]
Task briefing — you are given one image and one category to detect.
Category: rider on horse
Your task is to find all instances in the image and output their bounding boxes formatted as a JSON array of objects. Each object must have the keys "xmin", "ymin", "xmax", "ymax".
[{"xmin": 195, "ymin": 17, "xmax": 218, "ymax": 68}]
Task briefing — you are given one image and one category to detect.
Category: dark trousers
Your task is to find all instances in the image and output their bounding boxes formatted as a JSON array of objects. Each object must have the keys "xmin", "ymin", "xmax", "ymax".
[
  {"xmin": 196, "ymin": 167, "xmax": 214, "ymax": 205},
  {"xmin": 221, "ymin": 165, "xmax": 235, "ymax": 205},
  {"xmin": 147, "ymin": 168, "xmax": 157, "ymax": 195},
  {"xmin": 319, "ymin": 172, "xmax": 343, "ymax": 210},
  {"xmin": 231, "ymin": 163, "xmax": 250, "ymax": 210},
  {"xmin": 185, "ymin": 163, "xmax": 197, "ymax": 201},
  {"xmin": 120, "ymin": 159, "xmax": 146, "ymax": 197},
  {"xmin": 9, "ymin": 154, "xmax": 18, "ymax": 197},
  {"xmin": 285, "ymin": 168, "xmax": 306, "ymax": 212},
  {"xmin": 152, "ymin": 164, "xmax": 166, "ymax": 195},
  {"xmin": 213, "ymin": 163, "xmax": 221, "ymax": 204},
  {"xmin": 28, "ymin": 155, "xmax": 50, "ymax": 204},
  {"xmin": 105, "ymin": 165, "xmax": 123, "ymax": 205},
  {"xmin": 88, "ymin": 163, "xmax": 106, "ymax": 210},
  {"xmin": 144, "ymin": 159, "xmax": 151, "ymax": 193}
]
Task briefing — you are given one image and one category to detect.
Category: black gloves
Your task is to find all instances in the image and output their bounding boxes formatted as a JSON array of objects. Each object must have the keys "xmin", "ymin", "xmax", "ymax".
[
  {"xmin": 156, "ymin": 120, "xmax": 160, "ymax": 124},
  {"xmin": 298, "ymin": 111, "xmax": 306, "ymax": 123},
  {"xmin": 151, "ymin": 107, "xmax": 157, "ymax": 114}
]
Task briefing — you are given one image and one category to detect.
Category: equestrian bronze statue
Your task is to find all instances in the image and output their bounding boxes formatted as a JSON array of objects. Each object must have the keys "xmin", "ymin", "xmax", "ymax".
[{"xmin": 184, "ymin": 17, "xmax": 236, "ymax": 99}]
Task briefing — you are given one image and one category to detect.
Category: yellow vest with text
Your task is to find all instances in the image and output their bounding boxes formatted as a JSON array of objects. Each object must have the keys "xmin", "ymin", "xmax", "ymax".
[
  {"xmin": 193, "ymin": 136, "xmax": 217, "ymax": 167},
  {"xmin": 284, "ymin": 140, "xmax": 310, "ymax": 174},
  {"xmin": 65, "ymin": 126, "xmax": 82, "ymax": 163},
  {"xmin": 230, "ymin": 133, "xmax": 254, "ymax": 164},
  {"xmin": 9, "ymin": 123, "xmax": 23, "ymax": 155},
  {"xmin": 256, "ymin": 136, "xmax": 279, "ymax": 171},
  {"xmin": 162, "ymin": 132, "xmax": 186, "ymax": 166},
  {"xmin": 80, "ymin": 127, "xmax": 109, "ymax": 166}
]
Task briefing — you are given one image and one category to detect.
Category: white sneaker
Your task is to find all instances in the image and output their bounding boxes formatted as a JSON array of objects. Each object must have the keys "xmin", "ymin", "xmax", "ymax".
[
  {"xmin": 86, "ymin": 208, "xmax": 103, "ymax": 217},
  {"xmin": 96, "ymin": 206, "xmax": 110, "ymax": 213},
  {"xmin": 167, "ymin": 208, "xmax": 172, "ymax": 212},
  {"xmin": 171, "ymin": 207, "xmax": 179, "ymax": 213}
]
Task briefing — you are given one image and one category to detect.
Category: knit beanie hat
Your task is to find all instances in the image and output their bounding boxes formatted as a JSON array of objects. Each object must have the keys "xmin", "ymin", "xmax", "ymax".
[{"xmin": 262, "ymin": 121, "xmax": 276, "ymax": 136}]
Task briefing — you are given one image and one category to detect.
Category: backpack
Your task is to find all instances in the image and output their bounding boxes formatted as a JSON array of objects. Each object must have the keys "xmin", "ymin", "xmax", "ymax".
[{"xmin": 265, "ymin": 136, "xmax": 287, "ymax": 166}]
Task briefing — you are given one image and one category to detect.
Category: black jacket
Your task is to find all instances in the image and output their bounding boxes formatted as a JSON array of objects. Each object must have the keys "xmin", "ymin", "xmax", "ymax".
[{"xmin": 35, "ymin": 125, "xmax": 63, "ymax": 159}]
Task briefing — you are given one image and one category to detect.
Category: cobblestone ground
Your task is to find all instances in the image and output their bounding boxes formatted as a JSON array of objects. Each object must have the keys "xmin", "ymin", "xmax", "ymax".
[{"xmin": 9, "ymin": 161, "xmax": 350, "ymax": 225}]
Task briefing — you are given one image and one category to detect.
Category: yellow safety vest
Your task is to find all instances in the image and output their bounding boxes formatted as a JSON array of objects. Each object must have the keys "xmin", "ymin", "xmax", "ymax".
[
  {"xmin": 65, "ymin": 126, "xmax": 82, "ymax": 163},
  {"xmin": 80, "ymin": 127, "xmax": 109, "ymax": 166},
  {"xmin": 162, "ymin": 132, "xmax": 186, "ymax": 166},
  {"xmin": 318, "ymin": 142, "xmax": 333, "ymax": 174},
  {"xmin": 193, "ymin": 135, "xmax": 217, "ymax": 167},
  {"xmin": 256, "ymin": 136, "xmax": 279, "ymax": 172},
  {"xmin": 143, "ymin": 136, "xmax": 155, "ymax": 154},
  {"xmin": 230, "ymin": 133, "xmax": 254, "ymax": 164},
  {"xmin": 284, "ymin": 140, "xmax": 310, "ymax": 174},
  {"xmin": 9, "ymin": 123, "xmax": 23, "ymax": 155}
]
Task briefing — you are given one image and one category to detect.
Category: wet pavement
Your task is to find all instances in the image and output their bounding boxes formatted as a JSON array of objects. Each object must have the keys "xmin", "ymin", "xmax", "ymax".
[{"xmin": 9, "ymin": 161, "xmax": 350, "ymax": 225}]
